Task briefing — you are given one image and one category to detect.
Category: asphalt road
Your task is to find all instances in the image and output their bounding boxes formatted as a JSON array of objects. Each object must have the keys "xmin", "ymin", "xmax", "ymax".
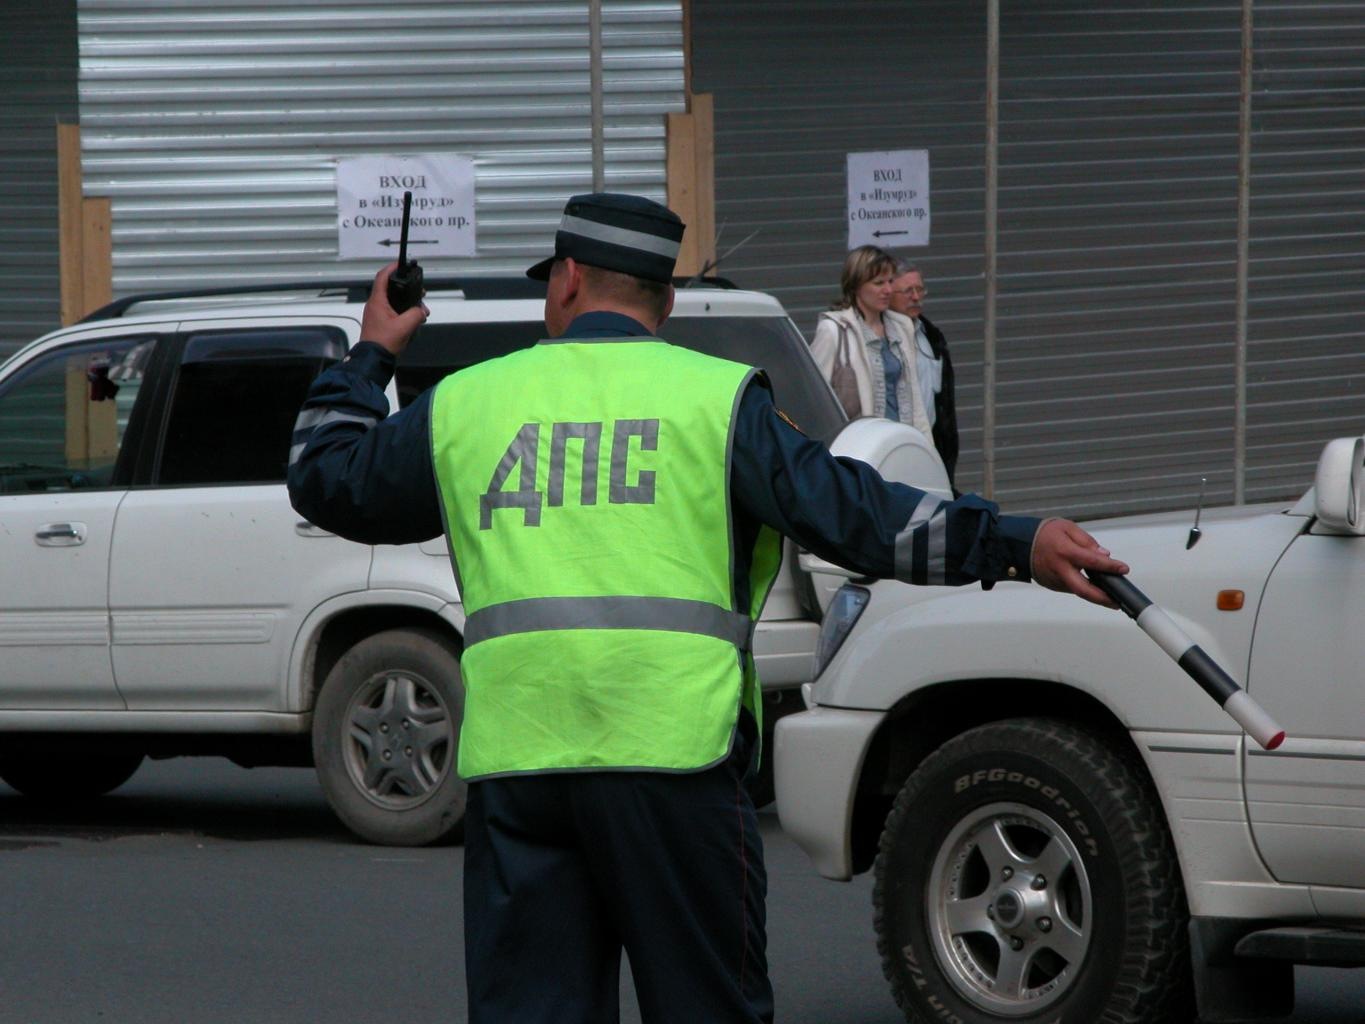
[{"xmin": 0, "ymin": 759, "xmax": 1360, "ymax": 1024}]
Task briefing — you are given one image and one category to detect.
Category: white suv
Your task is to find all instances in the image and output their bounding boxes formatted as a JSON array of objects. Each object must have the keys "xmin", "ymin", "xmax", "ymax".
[
  {"xmin": 777, "ymin": 431, "xmax": 1365, "ymax": 1022},
  {"xmin": 0, "ymin": 276, "xmax": 927, "ymax": 846}
]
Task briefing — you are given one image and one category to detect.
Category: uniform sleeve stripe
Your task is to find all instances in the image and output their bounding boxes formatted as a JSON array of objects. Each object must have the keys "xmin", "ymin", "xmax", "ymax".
[
  {"xmin": 289, "ymin": 409, "xmax": 379, "ymax": 465},
  {"xmin": 294, "ymin": 408, "xmax": 378, "ymax": 433},
  {"xmin": 893, "ymin": 492, "xmax": 945, "ymax": 582},
  {"xmin": 925, "ymin": 506, "xmax": 947, "ymax": 585}
]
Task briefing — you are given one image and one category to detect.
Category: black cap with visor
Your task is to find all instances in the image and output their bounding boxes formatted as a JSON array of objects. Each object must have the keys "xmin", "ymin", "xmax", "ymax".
[{"xmin": 526, "ymin": 193, "xmax": 686, "ymax": 284}]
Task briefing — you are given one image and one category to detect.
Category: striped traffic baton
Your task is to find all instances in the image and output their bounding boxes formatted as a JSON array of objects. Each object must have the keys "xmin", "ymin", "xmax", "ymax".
[{"xmin": 1086, "ymin": 571, "xmax": 1286, "ymax": 751}]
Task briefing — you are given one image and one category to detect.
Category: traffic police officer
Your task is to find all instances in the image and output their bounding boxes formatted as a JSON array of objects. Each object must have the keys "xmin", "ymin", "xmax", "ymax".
[{"xmin": 288, "ymin": 192, "xmax": 1127, "ymax": 1024}]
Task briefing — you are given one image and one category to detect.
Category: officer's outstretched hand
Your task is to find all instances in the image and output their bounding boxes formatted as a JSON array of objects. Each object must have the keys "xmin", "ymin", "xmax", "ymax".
[
  {"xmin": 361, "ymin": 262, "xmax": 429, "ymax": 357},
  {"xmin": 1030, "ymin": 518, "xmax": 1129, "ymax": 608}
]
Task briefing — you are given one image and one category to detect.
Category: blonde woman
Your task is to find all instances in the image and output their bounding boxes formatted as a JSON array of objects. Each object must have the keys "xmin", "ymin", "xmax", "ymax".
[{"xmin": 809, "ymin": 245, "xmax": 931, "ymax": 437}]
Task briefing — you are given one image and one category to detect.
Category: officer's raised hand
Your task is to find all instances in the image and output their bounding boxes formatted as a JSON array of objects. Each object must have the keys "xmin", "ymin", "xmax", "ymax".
[
  {"xmin": 1031, "ymin": 518, "xmax": 1129, "ymax": 608},
  {"xmin": 362, "ymin": 262, "xmax": 429, "ymax": 357}
]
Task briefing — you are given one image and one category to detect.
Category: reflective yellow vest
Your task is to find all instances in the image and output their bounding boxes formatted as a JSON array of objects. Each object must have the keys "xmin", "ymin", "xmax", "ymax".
[{"xmin": 431, "ymin": 337, "xmax": 783, "ymax": 780}]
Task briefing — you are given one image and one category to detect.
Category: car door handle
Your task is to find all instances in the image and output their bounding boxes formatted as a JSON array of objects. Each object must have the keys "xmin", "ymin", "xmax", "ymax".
[
  {"xmin": 295, "ymin": 520, "xmax": 335, "ymax": 538},
  {"xmin": 35, "ymin": 522, "xmax": 87, "ymax": 546}
]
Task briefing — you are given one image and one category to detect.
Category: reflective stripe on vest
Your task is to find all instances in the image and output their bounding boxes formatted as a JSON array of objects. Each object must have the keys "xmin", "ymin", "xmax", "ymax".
[{"xmin": 464, "ymin": 595, "xmax": 754, "ymax": 651}]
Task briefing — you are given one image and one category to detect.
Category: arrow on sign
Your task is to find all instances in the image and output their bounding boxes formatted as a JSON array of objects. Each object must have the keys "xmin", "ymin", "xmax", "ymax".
[
  {"xmin": 379, "ymin": 238, "xmax": 438, "ymax": 247},
  {"xmin": 873, "ymin": 230, "xmax": 909, "ymax": 238}
]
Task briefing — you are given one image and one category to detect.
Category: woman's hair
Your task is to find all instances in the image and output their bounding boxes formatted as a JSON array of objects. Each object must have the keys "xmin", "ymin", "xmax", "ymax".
[{"xmin": 832, "ymin": 245, "xmax": 897, "ymax": 310}]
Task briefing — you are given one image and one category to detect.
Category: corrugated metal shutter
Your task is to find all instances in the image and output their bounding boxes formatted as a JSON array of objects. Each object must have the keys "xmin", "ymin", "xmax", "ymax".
[
  {"xmin": 691, "ymin": 0, "xmax": 992, "ymax": 489},
  {"xmin": 994, "ymin": 2, "xmax": 1244, "ymax": 518},
  {"xmin": 694, "ymin": 1, "xmax": 1365, "ymax": 519},
  {"xmin": 0, "ymin": 0, "xmax": 78, "ymax": 361},
  {"xmin": 77, "ymin": 0, "xmax": 685, "ymax": 294},
  {"xmin": 1247, "ymin": 2, "xmax": 1365, "ymax": 502}
]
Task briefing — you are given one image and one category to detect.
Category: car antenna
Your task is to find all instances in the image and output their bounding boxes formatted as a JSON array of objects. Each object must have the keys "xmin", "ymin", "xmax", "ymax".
[
  {"xmin": 685, "ymin": 225, "xmax": 761, "ymax": 287},
  {"xmin": 1186, "ymin": 476, "xmax": 1207, "ymax": 549}
]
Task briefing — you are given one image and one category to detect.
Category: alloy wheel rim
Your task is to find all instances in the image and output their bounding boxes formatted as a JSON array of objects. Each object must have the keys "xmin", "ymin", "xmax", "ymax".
[
  {"xmin": 925, "ymin": 800, "xmax": 1093, "ymax": 1016},
  {"xmin": 342, "ymin": 670, "xmax": 453, "ymax": 810}
]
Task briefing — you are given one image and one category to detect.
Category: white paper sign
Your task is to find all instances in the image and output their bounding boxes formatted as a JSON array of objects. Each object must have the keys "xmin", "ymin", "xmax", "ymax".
[
  {"xmin": 846, "ymin": 149, "xmax": 930, "ymax": 249},
  {"xmin": 336, "ymin": 154, "xmax": 476, "ymax": 260}
]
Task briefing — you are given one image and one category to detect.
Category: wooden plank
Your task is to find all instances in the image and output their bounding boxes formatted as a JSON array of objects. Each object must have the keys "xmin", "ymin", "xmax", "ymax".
[
  {"xmin": 691, "ymin": 93, "xmax": 716, "ymax": 273},
  {"xmin": 82, "ymin": 198, "xmax": 120, "ymax": 458},
  {"xmin": 57, "ymin": 121, "xmax": 84, "ymax": 327},
  {"xmin": 64, "ymin": 359, "xmax": 88, "ymax": 464},
  {"xmin": 666, "ymin": 111, "xmax": 702, "ymax": 277},
  {"xmin": 88, "ymin": 390, "xmax": 120, "ymax": 463},
  {"xmin": 80, "ymin": 197, "xmax": 113, "ymax": 318}
]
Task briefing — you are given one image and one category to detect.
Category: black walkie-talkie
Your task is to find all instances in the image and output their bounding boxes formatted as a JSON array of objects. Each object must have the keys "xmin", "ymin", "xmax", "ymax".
[{"xmin": 386, "ymin": 190, "xmax": 424, "ymax": 313}]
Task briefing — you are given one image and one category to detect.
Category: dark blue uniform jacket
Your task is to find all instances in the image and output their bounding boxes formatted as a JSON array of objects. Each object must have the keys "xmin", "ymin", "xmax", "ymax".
[{"xmin": 287, "ymin": 312, "xmax": 1039, "ymax": 604}]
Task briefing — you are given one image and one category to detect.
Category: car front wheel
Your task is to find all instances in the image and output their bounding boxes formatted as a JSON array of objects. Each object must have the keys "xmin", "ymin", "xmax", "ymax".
[
  {"xmin": 874, "ymin": 717, "xmax": 1191, "ymax": 1024},
  {"xmin": 312, "ymin": 628, "xmax": 466, "ymax": 846}
]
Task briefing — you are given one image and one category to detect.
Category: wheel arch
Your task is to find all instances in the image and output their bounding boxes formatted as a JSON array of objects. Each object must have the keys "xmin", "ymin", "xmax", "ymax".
[
  {"xmin": 290, "ymin": 591, "xmax": 465, "ymax": 712},
  {"xmin": 849, "ymin": 678, "xmax": 1159, "ymax": 875}
]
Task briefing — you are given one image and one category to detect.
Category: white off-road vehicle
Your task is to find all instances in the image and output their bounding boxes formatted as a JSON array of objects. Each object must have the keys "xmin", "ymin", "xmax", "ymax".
[
  {"xmin": 777, "ymin": 429, "xmax": 1365, "ymax": 1022},
  {"xmin": 0, "ymin": 275, "xmax": 946, "ymax": 846}
]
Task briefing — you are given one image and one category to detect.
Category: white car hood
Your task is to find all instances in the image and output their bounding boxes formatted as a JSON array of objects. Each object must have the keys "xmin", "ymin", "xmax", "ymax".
[{"xmin": 814, "ymin": 496, "xmax": 1311, "ymax": 714}]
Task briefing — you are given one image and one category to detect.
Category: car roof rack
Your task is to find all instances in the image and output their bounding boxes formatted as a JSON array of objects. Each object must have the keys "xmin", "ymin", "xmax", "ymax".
[
  {"xmin": 678, "ymin": 274, "xmax": 737, "ymax": 290},
  {"xmin": 78, "ymin": 272, "xmax": 738, "ymax": 323},
  {"xmin": 78, "ymin": 276, "xmax": 549, "ymax": 323}
]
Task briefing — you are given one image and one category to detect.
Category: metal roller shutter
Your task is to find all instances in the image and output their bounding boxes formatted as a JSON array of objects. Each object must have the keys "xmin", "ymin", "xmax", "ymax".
[
  {"xmin": 691, "ymin": 0, "xmax": 991, "ymax": 486},
  {"xmin": 994, "ymin": 2, "xmax": 1244, "ymax": 518},
  {"xmin": 77, "ymin": 0, "xmax": 685, "ymax": 293},
  {"xmin": 694, "ymin": 0, "xmax": 1365, "ymax": 518},
  {"xmin": 1247, "ymin": 2, "xmax": 1365, "ymax": 503},
  {"xmin": 0, "ymin": 1, "xmax": 78, "ymax": 360}
]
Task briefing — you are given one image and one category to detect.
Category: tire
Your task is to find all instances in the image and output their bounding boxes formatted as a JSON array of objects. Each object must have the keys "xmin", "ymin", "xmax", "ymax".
[
  {"xmin": 312, "ymin": 628, "xmax": 466, "ymax": 846},
  {"xmin": 873, "ymin": 718, "xmax": 1191, "ymax": 1024},
  {"xmin": 0, "ymin": 750, "xmax": 144, "ymax": 800}
]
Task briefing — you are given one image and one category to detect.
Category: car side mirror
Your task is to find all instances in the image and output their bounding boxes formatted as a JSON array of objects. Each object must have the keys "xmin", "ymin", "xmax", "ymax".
[{"xmin": 1314, "ymin": 436, "xmax": 1365, "ymax": 534}]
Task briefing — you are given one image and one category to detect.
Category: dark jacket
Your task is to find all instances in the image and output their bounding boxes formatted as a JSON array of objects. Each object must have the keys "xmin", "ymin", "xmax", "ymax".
[
  {"xmin": 920, "ymin": 314, "xmax": 958, "ymax": 489},
  {"xmin": 287, "ymin": 313, "xmax": 1039, "ymax": 599}
]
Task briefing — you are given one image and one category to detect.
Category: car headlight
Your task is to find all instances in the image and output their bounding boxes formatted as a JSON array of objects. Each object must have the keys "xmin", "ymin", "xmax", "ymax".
[{"xmin": 813, "ymin": 583, "xmax": 871, "ymax": 679}]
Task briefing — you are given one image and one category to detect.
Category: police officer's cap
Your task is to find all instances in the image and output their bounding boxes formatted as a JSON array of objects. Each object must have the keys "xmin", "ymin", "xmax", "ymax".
[{"xmin": 526, "ymin": 193, "xmax": 686, "ymax": 284}]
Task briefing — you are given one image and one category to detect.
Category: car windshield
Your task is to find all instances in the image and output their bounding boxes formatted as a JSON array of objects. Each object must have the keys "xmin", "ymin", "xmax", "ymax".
[{"xmin": 397, "ymin": 314, "xmax": 846, "ymax": 443}]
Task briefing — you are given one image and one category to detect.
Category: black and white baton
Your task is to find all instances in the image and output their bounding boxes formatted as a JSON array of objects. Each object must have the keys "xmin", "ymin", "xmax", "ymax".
[{"xmin": 1087, "ymin": 572, "xmax": 1286, "ymax": 751}]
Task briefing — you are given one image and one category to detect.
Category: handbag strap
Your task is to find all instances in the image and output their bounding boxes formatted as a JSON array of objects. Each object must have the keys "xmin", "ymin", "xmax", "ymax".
[{"xmin": 835, "ymin": 319, "xmax": 852, "ymax": 367}]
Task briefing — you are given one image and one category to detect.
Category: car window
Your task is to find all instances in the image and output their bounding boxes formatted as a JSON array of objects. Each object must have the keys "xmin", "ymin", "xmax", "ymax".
[
  {"xmin": 397, "ymin": 321, "xmax": 541, "ymax": 408},
  {"xmin": 398, "ymin": 315, "xmax": 846, "ymax": 442},
  {"xmin": 0, "ymin": 335, "xmax": 156, "ymax": 494},
  {"xmin": 657, "ymin": 317, "xmax": 846, "ymax": 443},
  {"xmin": 156, "ymin": 327, "xmax": 345, "ymax": 486}
]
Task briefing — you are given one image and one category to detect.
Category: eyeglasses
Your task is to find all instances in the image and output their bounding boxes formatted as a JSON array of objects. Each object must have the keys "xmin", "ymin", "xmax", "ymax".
[{"xmin": 895, "ymin": 285, "xmax": 927, "ymax": 296}]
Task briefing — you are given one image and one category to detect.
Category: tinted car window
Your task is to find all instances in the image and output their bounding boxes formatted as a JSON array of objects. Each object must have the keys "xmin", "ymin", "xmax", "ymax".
[
  {"xmin": 397, "ymin": 322, "xmax": 542, "ymax": 408},
  {"xmin": 398, "ymin": 316, "xmax": 845, "ymax": 442},
  {"xmin": 657, "ymin": 317, "xmax": 845, "ymax": 443},
  {"xmin": 0, "ymin": 335, "xmax": 156, "ymax": 494},
  {"xmin": 157, "ymin": 327, "xmax": 345, "ymax": 486}
]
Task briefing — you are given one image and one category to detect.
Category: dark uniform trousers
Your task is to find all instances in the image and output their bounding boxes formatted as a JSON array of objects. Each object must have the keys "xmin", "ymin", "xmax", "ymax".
[{"xmin": 463, "ymin": 711, "xmax": 773, "ymax": 1023}]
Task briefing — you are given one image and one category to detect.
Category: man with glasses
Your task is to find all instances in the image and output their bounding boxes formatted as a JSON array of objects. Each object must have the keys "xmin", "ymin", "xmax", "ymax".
[{"xmin": 891, "ymin": 262, "xmax": 958, "ymax": 491}]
